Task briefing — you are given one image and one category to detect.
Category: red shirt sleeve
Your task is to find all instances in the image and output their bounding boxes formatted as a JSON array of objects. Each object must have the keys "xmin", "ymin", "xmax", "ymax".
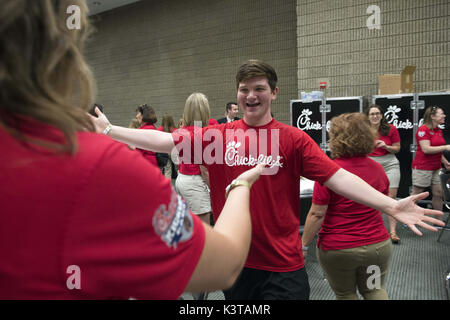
[
  {"xmin": 296, "ymin": 130, "xmax": 341, "ymax": 184},
  {"xmin": 389, "ymin": 125, "xmax": 401, "ymax": 144},
  {"xmin": 312, "ymin": 181, "xmax": 331, "ymax": 205},
  {"xmin": 416, "ymin": 125, "xmax": 431, "ymax": 142}
]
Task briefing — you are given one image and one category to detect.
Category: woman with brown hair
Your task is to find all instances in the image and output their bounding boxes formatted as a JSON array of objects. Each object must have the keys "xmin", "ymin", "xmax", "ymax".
[
  {"xmin": 364, "ymin": 104, "xmax": 402, "ymax": 244},
  {"xmin": 0, "ymin": 0, "xmax": 264, "ymax": 299},
  {"xmin": 135, "ymin": 104, "xmax": 158, "ymax": 166},
  {"xmin": 411, "ymin": 106, "xmax": 450, "ymax": 215},
  {"xmin": 302, "ymin": 113, "xmax": 392, "ymax": 300},
  {"xmin": 157, "ymin": 114, "xmax": 177, "ymax": 181}
]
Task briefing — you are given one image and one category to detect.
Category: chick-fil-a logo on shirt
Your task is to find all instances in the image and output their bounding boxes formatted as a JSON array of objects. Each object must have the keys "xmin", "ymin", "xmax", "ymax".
[
  {"xmin": 173, "ymin": 123, "xmax": 284, "ymax": 175},
  {"xmin": 224, "ymin": 140, "xmax": 283, "ymax": 170}
]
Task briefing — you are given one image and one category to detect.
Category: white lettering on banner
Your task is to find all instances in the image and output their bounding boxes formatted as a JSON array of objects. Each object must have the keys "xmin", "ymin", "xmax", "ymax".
[
  {"xmin": 297, "ymin": 109, "xmax": 322, "ymax": 131},
  {"xmin": 296, "ymin": 108, "xmax": 331, "ymax": 132},
  {"xmin": 384, "ymin": 105, "xmax": 413, "ymax": 129}
]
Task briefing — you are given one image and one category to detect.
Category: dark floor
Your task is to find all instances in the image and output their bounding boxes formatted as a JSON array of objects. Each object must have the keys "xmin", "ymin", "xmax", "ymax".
[
  {"xmin": 182, "ymin": 211, "xmax": 450, "ymax": 300},
  {"xmin": 305, "ymin": 212, "xmax": 450, "ymax": 300}
]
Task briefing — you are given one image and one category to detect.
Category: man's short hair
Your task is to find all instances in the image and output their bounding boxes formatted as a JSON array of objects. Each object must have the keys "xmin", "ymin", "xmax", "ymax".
[
  {"xmin": 236, "ymin": 59, "xmax": 278, "ymax": 92},
  {"xmin": 226, "ymin": 102, "xmax": 237, "ymax": 111},
  {"xmin": 136, "ymin": 104, "xmax": 157, "ymax": 124}
]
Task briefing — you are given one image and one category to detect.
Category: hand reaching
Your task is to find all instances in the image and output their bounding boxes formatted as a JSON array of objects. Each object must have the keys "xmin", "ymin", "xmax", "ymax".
[
  {"xmin": 389, "ymin": 192, "xmax": 444, "ymax": 236},
  {"xmin": 235, "ymin": 163, "xmax": 267, "ymax": 187}
]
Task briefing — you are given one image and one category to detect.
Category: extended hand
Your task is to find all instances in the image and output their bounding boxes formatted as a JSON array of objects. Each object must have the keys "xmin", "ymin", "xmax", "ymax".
[
  {"xmin": 390, "ymin": 192, "xmax": 444, "ymax": 236},
  {"xmin": 235, "ymin": 163, "xmax": 267, "ymax": 187}
]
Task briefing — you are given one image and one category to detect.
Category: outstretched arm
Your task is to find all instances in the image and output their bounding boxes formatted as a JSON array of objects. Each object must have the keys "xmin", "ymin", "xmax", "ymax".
[
  {"xmin": 185, "ymin": 164, "xmax": 266, "ymax": 293},
  {"xmin": 90, "ymin": 107, "xmax": 174, "ymax": 154},
  {"xmin": 324, "ymin": 168, "xmax": 445, "ymax": 236}
]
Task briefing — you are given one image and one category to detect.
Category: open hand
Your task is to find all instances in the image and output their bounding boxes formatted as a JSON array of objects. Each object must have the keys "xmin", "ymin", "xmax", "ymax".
[{"xmin": 390, "ymin": 192, "xmax": 444, "ymax": 236}]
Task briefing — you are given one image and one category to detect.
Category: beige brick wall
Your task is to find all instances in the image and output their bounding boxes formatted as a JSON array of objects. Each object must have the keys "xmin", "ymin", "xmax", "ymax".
[
  {"xmin": 297, "ymin": 0, "xmax": 450, "ymax": 98},
  {"xmin": 85, "ymin": 0, "xmax": 298, "ymax": 126}
]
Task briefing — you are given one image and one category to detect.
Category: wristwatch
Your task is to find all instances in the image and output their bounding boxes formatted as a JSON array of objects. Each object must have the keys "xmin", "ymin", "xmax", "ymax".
[{"xmin": 225, "ymin": 179, "xmax": 251, "ymax": 199}]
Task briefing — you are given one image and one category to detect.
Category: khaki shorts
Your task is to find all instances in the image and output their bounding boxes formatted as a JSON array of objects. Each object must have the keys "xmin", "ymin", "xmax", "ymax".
[
  {"xmin": 412, "ymin": 168, "xmax": 441, "ymax": 188},
  {"xmin": 369, "ymin": 154, "xmax": 400, "ymax": 189},
  {"xmin": 175, "ymin": 173, "xmax": 211, "ymax": 215}
]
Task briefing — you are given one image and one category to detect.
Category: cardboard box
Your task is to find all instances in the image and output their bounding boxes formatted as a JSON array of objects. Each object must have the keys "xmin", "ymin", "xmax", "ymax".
[{"xmin": 378, "ymin": 66, "xmax": 416, "ymax": 95}]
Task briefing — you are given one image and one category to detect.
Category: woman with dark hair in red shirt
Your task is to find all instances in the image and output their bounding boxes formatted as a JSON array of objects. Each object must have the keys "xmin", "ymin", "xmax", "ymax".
[
  {"xmin": 135, "ymin": 104, "xmax": 159, "ymax": 167},
  {"xmin": 365, "ymin": 104, "xmax": 402, "ymax": 244}
]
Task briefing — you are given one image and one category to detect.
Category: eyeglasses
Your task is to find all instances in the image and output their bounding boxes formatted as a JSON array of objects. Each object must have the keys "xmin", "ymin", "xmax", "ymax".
[{"xmin": 369, "ymin": 112, "xmax": 381, "ymax": 117}]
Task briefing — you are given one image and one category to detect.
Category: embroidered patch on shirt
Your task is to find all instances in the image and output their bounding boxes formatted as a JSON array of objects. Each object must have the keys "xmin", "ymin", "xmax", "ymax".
[
  {"xmin": 152, "ymin": 189, "xmax": 194, "ymax": 249},
  {"xmin": 418, "ymin": 131, "xmax": 425, "ymax": 137}
]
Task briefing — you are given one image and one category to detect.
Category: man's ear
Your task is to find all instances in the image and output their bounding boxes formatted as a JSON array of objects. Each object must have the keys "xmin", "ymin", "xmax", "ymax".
[{"xmin": 271, "ymin": 87, "xmax": 279, "ymax": 100}]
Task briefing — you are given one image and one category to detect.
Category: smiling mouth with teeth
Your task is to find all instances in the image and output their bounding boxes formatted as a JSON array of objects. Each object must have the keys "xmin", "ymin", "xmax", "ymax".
[{"xmin": 246, "ymin": 103, "xmax": 260, "ymax": 107}]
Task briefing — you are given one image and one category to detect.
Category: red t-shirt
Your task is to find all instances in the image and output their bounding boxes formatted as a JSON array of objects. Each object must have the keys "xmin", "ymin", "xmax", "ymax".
[
  {"xmin": 136, "ymin": 123, "xmax": 158, "ymax": 167},
  {"xmin": 412, "ymin": 124, "xmax": 445, "ymax": 170},
  {"xmin": 369, "ymin": 124, "xmax": 401, "ymax": 157},
  {"xmin": 208, "ymin": 118, "xmax": 219, "ymax": 126},
  {"xmin": 177, "ymin": 126, "xmax": 202, "ymax": 175},
  {"xmin": 312, "ymin": 156, "xmax": 390, "ymax": 250},
  {"xmin": 0, "ymin": 124, "xmax": 205, "ymax": 299},
  {"xmin": 172, "ymin": 119, "xmax": 340, "ymax": 272}
]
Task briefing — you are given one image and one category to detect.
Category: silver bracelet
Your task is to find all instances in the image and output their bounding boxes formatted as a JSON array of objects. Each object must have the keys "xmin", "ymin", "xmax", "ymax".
[
  {"xmin": 103, "ymin": 124, "xmax": 112, "ymax": 135},
  {"xmin": 302, "ymin": 245, "xmax": 309, "ymax": 251}
]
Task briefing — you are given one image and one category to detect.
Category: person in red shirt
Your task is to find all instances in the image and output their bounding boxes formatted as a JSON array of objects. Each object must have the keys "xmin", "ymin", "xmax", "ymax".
[
  {"xmin": 0, "ymin": 0, "xmax": 264, "ymax": 300},
  {"xmin": 302, "ymin": 113, "xmax": 392, "ymax": 299},
  {"xmin": 93, "ymin": 60, "xmax": 444, "ymax": 300},
  {"xmin": 135, "ymin": 104, "xmax": 159, "ymax": 167},
  {"xmin": 157, "ymin": 114, "xmax": 177, "ymax": 181},
  {"xmin": 175, "ymin": 93, "xmax": 213, "ymax": 225},
  {"xmin": 365, "ymin": 104, "xmax": 402, "ymax": 243},
  {"xmin": 208, "ymin": 118, "xmax": 219, "ymax": 126},
  {"xmin": 412, "ymin": 106, "xmax": 450, "ymax": 215}
]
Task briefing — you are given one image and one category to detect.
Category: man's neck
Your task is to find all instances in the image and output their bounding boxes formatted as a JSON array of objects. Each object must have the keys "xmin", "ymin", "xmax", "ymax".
[{"xmin": 243, "ymin": 115, "xmax": 272, "ymax": 127}]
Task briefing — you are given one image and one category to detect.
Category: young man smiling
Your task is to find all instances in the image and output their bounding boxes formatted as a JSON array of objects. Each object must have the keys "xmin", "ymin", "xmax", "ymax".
[{"xmin": 92, "ymin": 59, "xmax": 444, "ymax": 300}]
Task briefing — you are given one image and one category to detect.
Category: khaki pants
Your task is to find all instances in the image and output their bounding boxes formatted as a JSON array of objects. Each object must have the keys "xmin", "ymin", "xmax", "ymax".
[{"xmin": 317, "ymin": 239, "xmax": 392, "ymax": 300}]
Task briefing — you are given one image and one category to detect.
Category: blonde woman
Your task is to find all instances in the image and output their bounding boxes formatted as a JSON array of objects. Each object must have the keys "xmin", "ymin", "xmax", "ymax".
[
  {"xmin": 0, "ymin": 0, "xmax": 263, "ymax": 299},
  {"xmin": 175, "ymin": 93, "xmax": 213, "ymax": 225}
]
